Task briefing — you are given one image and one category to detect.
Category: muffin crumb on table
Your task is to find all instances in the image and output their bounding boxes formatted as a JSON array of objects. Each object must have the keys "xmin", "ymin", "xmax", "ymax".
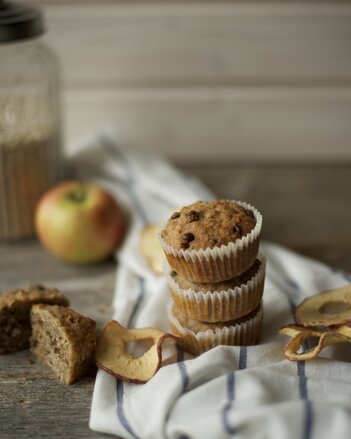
[
  {"xmin": 0, "ymin": 284, "xmax": 69, "ymax": 354},
  {"xmin": 30, "ymin": 304, "xmax": 96, "ymax": 385}
]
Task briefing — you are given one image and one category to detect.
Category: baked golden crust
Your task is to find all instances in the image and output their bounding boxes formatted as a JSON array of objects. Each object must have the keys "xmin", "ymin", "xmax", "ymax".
[
  {"xmin": 172, "ymin": 303, "xmax": 260, "ymax": 333},
  {"xmin": 169, "ymin": 257, "xmax": 265, "ymax": 322},
  {"xmin": 172, "ymin": 259, "xmax": 261, "ymax": 292},
  {"xmin": 0, "ymin": 284, "xmax": 69, "ymax": 309},
  {"xmin": 168, "ymin": 303, "xmax": 263, "ymax": 355},
  {"xmin": 160, "ymin": 199, "xmax": 261, "ymax": 283},
  {"xmin": 161, "ymin": 199, "xmax": 256, "ymax": 251},
  {"xmin": 164, "ymin": 238, "xmax": 260, "ymax": 283},
  {"xmin": 0, "ymin": 284, "xmax": 70, "ymax": 354},
  {"xmin": 30, "ymin": 304, "xmax": 96, "ymax": 384}
]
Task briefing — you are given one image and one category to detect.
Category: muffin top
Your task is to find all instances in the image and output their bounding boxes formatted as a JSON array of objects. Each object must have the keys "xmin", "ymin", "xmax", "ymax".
[
  {"xmin": 0, "ymin": 284, "xmax": 69, "ymax": 310},
  {"xmin": 161, "ymin": 199, "xmax": 256, "ymax": 251},
  {"xmin": 172, "ymin": 303, "xmax": 260, "ymax": 331},
  {"xmin": 170, "ymin": 259, "xmax": 261, "ymax": 292}
]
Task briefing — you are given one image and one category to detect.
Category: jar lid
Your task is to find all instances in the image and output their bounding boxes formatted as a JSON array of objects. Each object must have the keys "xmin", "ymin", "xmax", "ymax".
[{"xmin": 0, "ymin": 0, "xmax": 44, "ymax": 43}]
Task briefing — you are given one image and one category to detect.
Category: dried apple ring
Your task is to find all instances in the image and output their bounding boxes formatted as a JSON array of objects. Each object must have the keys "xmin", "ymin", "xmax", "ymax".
[
  {"xmin": 96, "ymin": 320, "xmax": 177, "ymax": 383},
  {"xmin": 279, "ymin": 324, "xmax": 351, "ymax": 361},
  {"xmin": 294, "ymin": 285, "xmax": 351, "ymax": 327},
  {"xmin": 140, "ymin": 225, "xmax": 165, "ymax": 275}
]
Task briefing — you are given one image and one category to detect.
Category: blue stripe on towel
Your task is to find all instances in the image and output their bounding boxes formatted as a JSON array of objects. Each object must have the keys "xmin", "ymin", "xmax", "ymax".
[
  {"xmin": 221, "ymin": 348, "xmax": 247, "ymax": 435},
  {"xmin": 302, "ymin": 400, "xmax": 313, "ymax": 439},
  {"xmin": 297, "ymin": 361, "xmax": 313, "ymax": 439},
  {"xmin": 239, "ymin": 346, "xmax": 247, "ymax": 370},
  {"xmin": 286, "ymin": 278, "xmax": 300, "ymax": 291},
  {"xmin": 226, "ymin": 372, "xmax": 235, "ymax": 401},
  {"xmin": 127, "ymin": 277, "xmax": 145, "ymax": 329},
  {"xmin": 287, "ymin": 279, "xmax": 314, "ymax": 439},
  {"xmin": 176, "ymin": 346, "xmax": 189, "ymax": 392},
  {"xmin": 287, "ymin": 298, "xmax": 296, "ymax": 316},
  {"xmin": 297, "ymin": 361, "xmax": 308, "ymax": 400},
  {"xmin": 117, "ymin": 279, "xmax": 144, "ymax": 434},
  {"xmin": 221, "ymin": 373, "xmax": 236, "ymax": 435},
  {"xmin": 163, "ymin": 348, "xmax": 189, "ymax": 434},
  {"xmin": 116, "ymin": 380, "xmax": 140, "ymax": 439}
]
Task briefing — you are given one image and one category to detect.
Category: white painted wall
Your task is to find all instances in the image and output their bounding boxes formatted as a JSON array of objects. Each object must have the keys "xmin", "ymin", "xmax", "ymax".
[{"xmin": 28, "ymin": 1, "xmax": 351, "ymax": 162}]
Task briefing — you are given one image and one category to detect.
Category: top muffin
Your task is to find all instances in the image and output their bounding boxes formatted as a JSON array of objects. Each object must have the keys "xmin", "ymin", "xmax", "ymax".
[{"xmin": 161, "ymin": 199, "xmax": 256, "ymax": 251}]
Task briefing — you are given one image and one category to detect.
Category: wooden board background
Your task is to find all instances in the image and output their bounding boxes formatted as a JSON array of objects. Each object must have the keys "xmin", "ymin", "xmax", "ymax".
[{"xmin": 20, "ymin": 0, "xmax": 351, "ymax": 162}]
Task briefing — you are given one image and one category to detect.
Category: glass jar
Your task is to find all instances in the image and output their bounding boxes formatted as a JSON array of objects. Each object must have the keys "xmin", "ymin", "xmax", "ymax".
[{"xmin": 0, "ymin": 1, "xmax": 63, "ymax": 239}]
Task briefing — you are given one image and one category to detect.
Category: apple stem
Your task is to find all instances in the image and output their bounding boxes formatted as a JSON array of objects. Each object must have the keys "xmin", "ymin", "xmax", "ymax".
[{"xmin": 68, "ymin": 181, "xmax": 86, "ymax": 203}]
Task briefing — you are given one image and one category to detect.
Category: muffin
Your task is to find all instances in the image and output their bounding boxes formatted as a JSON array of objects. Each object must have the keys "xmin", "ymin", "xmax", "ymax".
[
  {"xmin": 168, "ymin": 302, "xmax": 263, "ymax": 355},
  {"xmin": 0, "ymin": 284, "xmax": 70, "ymax": 354},
  {"xmin": 159, "ymin": 199, "xmax": 262, "ymax": 283},
  {"xmin": 30, "ymin": 304, "xmax": 96, "ymax": 384},
  {"xmin": 169, "ymin": 254, "xmax": 265, "ymax": 322}
]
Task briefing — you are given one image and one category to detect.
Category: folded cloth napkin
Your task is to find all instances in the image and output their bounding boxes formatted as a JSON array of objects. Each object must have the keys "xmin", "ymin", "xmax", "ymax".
[{"xmin": 72, "ymin": 132, "xmax": 351, "ymax": 439}]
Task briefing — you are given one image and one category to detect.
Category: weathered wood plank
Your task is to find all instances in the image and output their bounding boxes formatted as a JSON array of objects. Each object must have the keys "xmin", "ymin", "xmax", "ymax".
[
  {"xmin": 16, "ymin": 1, "xmax": 351, "ymax": 159},
  {"xmin": 40, "ymin": 3, "xmax": 351, "ymax": 88},
  {"xmin": 65, "ymin": 87, "xmax": 351, "ymax": 162}
]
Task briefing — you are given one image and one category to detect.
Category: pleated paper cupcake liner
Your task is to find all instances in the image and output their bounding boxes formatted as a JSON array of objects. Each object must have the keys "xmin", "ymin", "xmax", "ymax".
[
  {"xmin": 168, "ymin": 302, "xmax": 263, "ymax": 356},
  {"xmin": 169, "ymin": 253, "xmax": 266, "ymax": 322},
  {"xmin": 159, "ymin": 200, "xmax": 262, "ymax": 283}
]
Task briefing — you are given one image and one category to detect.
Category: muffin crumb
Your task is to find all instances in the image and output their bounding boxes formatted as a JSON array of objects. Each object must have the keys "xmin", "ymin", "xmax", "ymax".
[
  {"xmin": 0, "ymin": 285, "xmax": 69, "ymax": 354},
  {"xmin": 30, "ymin": 304, "xmax": 96, "ymax": 384}
]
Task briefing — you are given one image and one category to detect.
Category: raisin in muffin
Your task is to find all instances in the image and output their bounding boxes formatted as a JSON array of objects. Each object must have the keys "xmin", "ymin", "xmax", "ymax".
[
  {"xmin": 169, "ymin": 255, "xmax": 265, "ymax": 322},
  {"xmin": 30, "ymin": 304, "xmax": 96, "ymax": 384},
  {"xmin": 168, "ymin": 302, "xmax": 263, "ymax": 355},
  {"xmin": 0, "ymin": 284, "xmax": 69, "ymax": 354},
  {"xmin": 159, "ymin": 199, "xmax": 262, "ymax": 283}
]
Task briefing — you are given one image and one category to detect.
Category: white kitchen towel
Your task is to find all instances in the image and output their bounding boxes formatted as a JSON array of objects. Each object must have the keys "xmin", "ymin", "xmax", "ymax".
[{"xmin": 72, "ymin": 132, "xmax": 351, "ymax": 439}]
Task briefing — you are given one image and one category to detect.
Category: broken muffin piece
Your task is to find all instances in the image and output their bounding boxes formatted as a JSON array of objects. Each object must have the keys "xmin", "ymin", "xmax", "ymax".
[
  {"xmin": 30, "ymin": 304, "xmax": 96, "ymax": 384},
  {"xmin": 0, "ymin": 284, "xmax": 70, "ymax": 354}
]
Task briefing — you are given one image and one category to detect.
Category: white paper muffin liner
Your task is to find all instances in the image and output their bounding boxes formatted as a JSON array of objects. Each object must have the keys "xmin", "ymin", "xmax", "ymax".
[
  {"xmin": 169, "ymin": 253, "xmax": 266, "ymax": 322},
  {"xmin": 159, "ymin": 200, "xmax": 262, "ymax": 283},
  {"xmin": 168, "ymin": 302, "xmax": 263, "ymax": 356}
]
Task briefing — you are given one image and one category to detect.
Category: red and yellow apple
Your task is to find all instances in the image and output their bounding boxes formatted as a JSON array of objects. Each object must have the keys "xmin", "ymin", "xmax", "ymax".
[{"xmin": 35, "ymin": 181, "xmax": 126, "ymax": 263}]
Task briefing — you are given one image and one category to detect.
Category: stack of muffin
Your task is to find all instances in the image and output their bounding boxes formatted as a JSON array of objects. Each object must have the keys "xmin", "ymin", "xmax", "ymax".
[{"xmin": 159, "ymin": 199, "xmax": 265, "ymax": 355}]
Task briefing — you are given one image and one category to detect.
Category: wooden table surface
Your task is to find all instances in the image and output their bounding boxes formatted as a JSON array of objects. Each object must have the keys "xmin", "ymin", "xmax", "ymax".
[{"xmin": 1, "ymin": 164, "xmax": 350, "ymax": 439}]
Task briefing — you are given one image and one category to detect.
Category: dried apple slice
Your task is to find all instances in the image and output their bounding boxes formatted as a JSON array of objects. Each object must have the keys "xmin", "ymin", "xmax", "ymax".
[
  {"xmin": 294, "ymin": 285, "xmax": 351, "ymax": 327},
  {"xmin": 96, "ymin": 320, "xmax": 177, "ymax": 383},
  {"xmin": 140, "ymin": 225, "xmax": 165, "ymax": 275},
  {"xmin": 279, "ymin": 324, "xmax": 351, "ymax": 361}
]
